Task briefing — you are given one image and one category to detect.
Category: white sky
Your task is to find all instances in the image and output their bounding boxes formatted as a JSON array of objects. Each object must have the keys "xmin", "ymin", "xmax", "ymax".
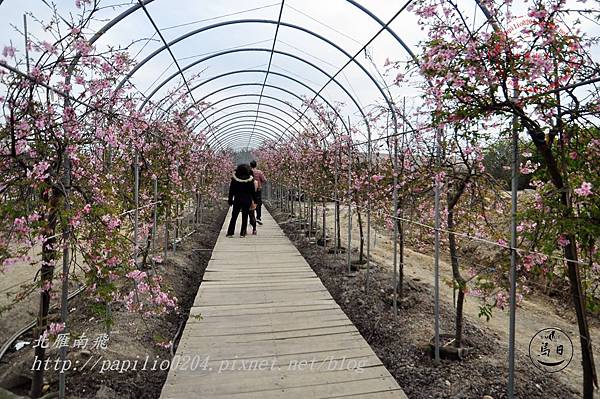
[{"xmin": 1, "ymin": 1, "xmax": 598, "ymax": 150}]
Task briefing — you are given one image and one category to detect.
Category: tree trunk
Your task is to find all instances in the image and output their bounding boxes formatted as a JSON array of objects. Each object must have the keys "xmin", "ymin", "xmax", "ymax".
[
  {"xmin": 448, "ymin": 206, "xmax": 466, "ymax": 348},
  {"xmin": 527, "ymin": 129, "xmax": 598, "ymax": 396},
  {"xmin": 30, "ymin": 188, "xmax": 60, "ymax": 398},
  {"xmin": 397, "ymin": 214, "xmax": 405, "ymax": 300},
  {"xmin": 357, "ymin": 208, "xmax": 364, "ymax": 263},
  {"xmin": 447, "ymin": 178, "xmax": 468, "ymax": 348},
  {"xmin": 565, "ymin": 233, "xmax": 598, "ymax": 398}
]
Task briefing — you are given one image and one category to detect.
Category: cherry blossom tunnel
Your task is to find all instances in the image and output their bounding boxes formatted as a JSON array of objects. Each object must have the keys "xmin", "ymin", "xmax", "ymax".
[{"xmin": 2, "ymin": 1, "xmax": 600, "ymax": 398}]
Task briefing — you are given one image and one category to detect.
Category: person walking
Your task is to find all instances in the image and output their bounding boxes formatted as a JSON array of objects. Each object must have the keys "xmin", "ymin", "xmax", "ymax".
[
  {"xmin": 250, "ymin": 160, "xmax": 266, "ymax": 224},
  {"xmin": 226, "ymin": 164, "xmax": 257, "ymax": 237},
  {"xmin": 248, "ymin": 168, "xmax": 259, "ymax": 235}
]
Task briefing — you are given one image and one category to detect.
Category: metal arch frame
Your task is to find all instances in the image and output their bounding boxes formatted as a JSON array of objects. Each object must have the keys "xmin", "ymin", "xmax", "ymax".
[
  {"xmin": 65, "ymin": 0, "xmax": 428, "ymax": 148},
  {"xmin": 204, "ymin": 107, "xmax": 306, "ymax": 134},
  {"xmin": 82, "ymin": 0, "xmax": 420, "ymax": 70},
  {"xmin": 212, "ymin": 129, "xmax": 286, "ymax": 150},
  {"xmin": 197, "ymin": 101, "xmax": 318, "ymax": 149},
  {"xmin": 195, "ymin": 82, "xmax": 315, "ymax": 116},
  {"xmin": 26, "ymin": 2, "xmax": 527, "ymax": 396},
  {"xmin": 141, "ymin": 48, "xmax": 366, "ymax": 135},
  {"xmin": 211, "ymin": 116, "xmax": 300, "ymax": 139},
  {"xmin": 190, "ymin": 93, "xmax": 320, "ymax": 139},
  {"xmin": 213, "ymin": 125, "xmax": 284, "ymax": 144},
  {"xmin": 113, "ymin": 19, "xmax": 398, "ymax": 141},
  {"xmin": 210, "ymin": 129, "xmax": 281, "ymax": 150},
  {"xmin": 211, "ymin": 124, "xmax": 284, "ymax": 142},
  {"xmin": 215, "ymin": 135, "xmax": 273, "ymax": 151},
  {"xmin": 201, "ymin": 109, "xmax": 300, "ymax": 146},
  {"xmin": 185, "ymin": 81, "xmax": 349, "ymax": 136},
  {"xmin": 200, "ymin": 102, "xmax": 315, "ymax": 135},
  {"xmin": 212, "ymin": 118, "xmax": 298, "ymax": 139},
  {"xmin": 193, "ymin": 94, "xmax": 312, "ymax": 143},
  {"xmin": 135, "ymin": 1, "xmax": 224, "ymax": 147},
  {"xmin": 209, "ymin": 109, "xmax": 305, "ymax": 135},
  {"xmin": 164, "ymin": 69, "xmax": 355, "ymax": 136},
  {"xmin": 247, "ymin": 1, "xmax": 286, "ymax": 148}
]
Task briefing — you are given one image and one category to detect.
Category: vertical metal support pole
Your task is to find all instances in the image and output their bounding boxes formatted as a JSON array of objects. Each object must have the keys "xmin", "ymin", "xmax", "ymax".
[
  {"xmin": 303, "ymin": 189, "xmax": 307, "ymax": 225},
  {"xmin": 134, "ymin": 150, "xmax": 139, "ymax": 268},
  {"xmin": 23, "ymin": 14, "xmax": 30, "ymax": 73},
  {"xmin": 173, "ymin": 202, "xmax": 178, "ymax": 253},
  {"xmin": 291, "ymin": 186, "xmax": 295, "ymax": 216},
  {"xmin": 392, "ymin": 119, "xmax": 399, "ymax": 316},
  {"xmin": 508, "ymin": 93, "xmax": 520, "ymax": 398},
  {"xmin": 58, "ymin": 158, "xmax": 71, "ymax": 399},
  {"xmin": 199, "ymin": 173, "xmax": 204, "ymax": 225},
  {"xmin": 334, "ymin": 155, "xmax": 339, "ymax": 257},
  {"xmin": 164, "ymin": 204, "xmax": 169, "ymax": 261},
  {"xmin": 195, "ymin": 190, "xmax": 200, "ymax": 224},
  {"xmin": 151, "ymin": 178, "xmax": 158, "ymax": 255},
  {"xmin": 309, "ymin": 197, "xmax": 314, "ymax": 238},
  {"xmin": 433, "ymin": 127, "xmax": 442, "ymax": 364},
  {"xmin": 322, "ymin": 200, "xmax": 326, "ymax": 249},
  {"xmin": 365, "ymin": 128, "xmax": 372, "ymax": 291},
  {"xmin": 347, "ymin": 137, "xmax": 352, "ymax": 274}
]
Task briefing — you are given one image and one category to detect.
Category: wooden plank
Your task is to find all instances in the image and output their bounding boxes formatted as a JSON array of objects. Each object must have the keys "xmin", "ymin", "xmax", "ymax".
[
  {"xmin": 160, "ymin": 208, "xmax": 406, "ymax": 399},
  {"xmin": 162, "ymin": 376, "xmax": 401, "ymax": 398},
  {"xmin": 163, "ymin": 365, "xmax": 393, "ymax": 393}
]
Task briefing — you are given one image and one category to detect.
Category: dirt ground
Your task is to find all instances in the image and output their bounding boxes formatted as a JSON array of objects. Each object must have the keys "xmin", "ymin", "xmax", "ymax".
[
  {"xmin": 270, "ymin": 203, "xmax": 587, "ymax": 399},
  {"xmin": 0, "ymin": 203, "xmax": 227, "ymax": 399},
  {"xmin": 0, "ymin": 244, "xmax": 61, "ymax": 345},
  {"xmin": 320, "ymin": 202, "xmax": 599, "ymax": 398}
]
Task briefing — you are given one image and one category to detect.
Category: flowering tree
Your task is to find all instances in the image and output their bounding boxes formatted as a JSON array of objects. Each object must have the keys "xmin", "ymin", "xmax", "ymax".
[
  {"xmin": 405, "ymin": 0, "xmax": 600, "ymax": 395},
  {"xmin": 0, "ymin": 5, "xmax": 232, "ymax": 396}
]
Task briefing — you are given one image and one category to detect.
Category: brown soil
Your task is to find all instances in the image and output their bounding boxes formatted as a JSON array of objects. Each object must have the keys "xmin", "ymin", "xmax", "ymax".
[
  {"xmin": 270, "ymin": 205, "xmax": 580, "ymax": 399},
  {"xmin": 0, "ymin": 203, "xmax": 227, "ymax": 399}
]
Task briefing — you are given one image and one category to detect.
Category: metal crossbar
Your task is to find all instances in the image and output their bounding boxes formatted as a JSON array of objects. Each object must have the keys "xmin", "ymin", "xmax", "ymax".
[
  {"xmin": 246, "ymin": 0, "xmax": 286, "ymax": 150},
  {"xmin": 275, "ymin": 0, "xmax": 415, "ymax": 143},
  {"xmin": 136, "ymin": 0, "xmax": 224, "ymax": 147}
]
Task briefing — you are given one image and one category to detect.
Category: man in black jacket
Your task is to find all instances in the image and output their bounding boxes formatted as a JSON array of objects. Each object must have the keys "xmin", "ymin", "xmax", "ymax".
[{"xmin": 226, "ymin": 164, "xmax": 257, "ymax": 237}]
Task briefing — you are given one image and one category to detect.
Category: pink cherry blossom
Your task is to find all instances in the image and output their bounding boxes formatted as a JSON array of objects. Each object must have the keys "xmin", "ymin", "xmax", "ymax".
[
  {"xmin": 574, "ymin": 182, "xmax": 592, "ymax": 197},
  {"xmin": 557, "ymin": 235, "xmax": 570, "ymax": 248},
  {"xmin": 48, "ymin": 322, "xmax": 65, "ymax": 336}
]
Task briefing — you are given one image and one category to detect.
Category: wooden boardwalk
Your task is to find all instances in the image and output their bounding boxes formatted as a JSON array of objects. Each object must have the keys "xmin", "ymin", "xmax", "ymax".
[{"xmin": 160, "ymin": 208, "xmax": 408, "ymax": 399}]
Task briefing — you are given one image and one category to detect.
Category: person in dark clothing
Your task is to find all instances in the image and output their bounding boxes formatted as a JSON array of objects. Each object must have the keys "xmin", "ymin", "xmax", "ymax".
[{"xmin": 227, "ymin": 164, "xmax": 257, "ymax": 237}]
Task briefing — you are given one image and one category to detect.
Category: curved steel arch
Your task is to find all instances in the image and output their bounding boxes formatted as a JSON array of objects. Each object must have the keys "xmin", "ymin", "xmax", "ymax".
[
  {"xmin": 113, "ymin": 18, "xmax": 396, "ymax": 141},
  {"xmin": 117, "ymin": 19, "xmax": 372, "ymax": 107},
  {"xmin": 141, "ymin": 48, "xmax": 363, "ymax": 135},
  {"xmin": 176, "ymin": 71, "xmax": 352, "ymax": 136},
  {"xmin": 209, "ymin": 109, "xmax": 305, "ymax": 135},
  {"xmin": 83, "ymin": 0, "xmax": 421, "ymax": 78},
  {"xmin": 197, "ymin": 101, "xmax": 327, "ymax": 149},
  {"xmin": 212, "ymin": 115, "xmax": 300, "ymax": 137},
  {"xmin": 211, "ymin": 131, "xmax": 279, "ymax": 151},
  {"xmin": 213, "ymin": 118, "xmax": 297, "ymax": 139},
  {"xmin": 208, "ymin": 128, "xmax": 283, "ymax": 149},
  {"xmin": 192, "ymin": 93, "xmax": 320, "ymax": 138},
  {"xmin": 66, "ymin": 0, "xmax": 438, "ymax": 150},
  {"xmin": 189, "ymin": 81, "xmax": 348, "ymax": 136},
  {"xmin": 212, "ymin": 125, "xmax": 284, "ymax": 144},
  {"xmin": 211, "ymin": 124, "xmax": 285, "ymax": 142},
  {"xmin": 157, "ymin": 68, "xmax": 355, "ymax": 136},
  {"xmin": 200, "ymin": 102, "xmax": 314, "ymax": 134}
]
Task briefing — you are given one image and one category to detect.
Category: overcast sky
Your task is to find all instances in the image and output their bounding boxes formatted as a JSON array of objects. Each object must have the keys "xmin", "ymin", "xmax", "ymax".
[{"xmin": 1, "ymin": 1, "xmax": 598, "ymax": 150}]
